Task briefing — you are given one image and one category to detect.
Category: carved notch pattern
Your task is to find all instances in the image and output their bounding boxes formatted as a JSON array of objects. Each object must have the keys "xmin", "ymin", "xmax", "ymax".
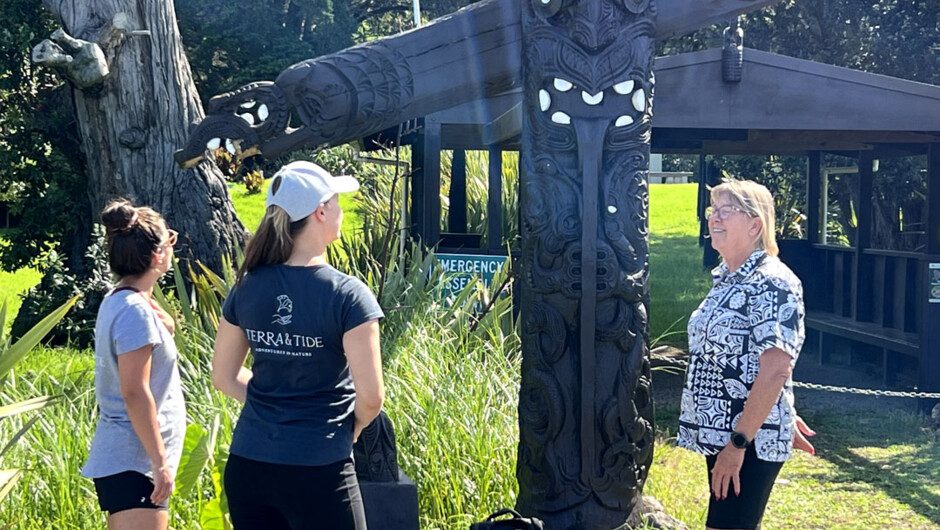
[{"xmin": 517, "ymin": 0, "xmax": 656, "ymax": 524}]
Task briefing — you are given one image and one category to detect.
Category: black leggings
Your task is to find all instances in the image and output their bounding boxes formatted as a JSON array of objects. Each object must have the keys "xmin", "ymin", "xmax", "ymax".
[
  {"xmin": 705, "ymin": 444, "xmax": 784, "ymax": 530},
  {"xmin": 224, "ymin": 454, "xmax": 366, "ymax": 530}
]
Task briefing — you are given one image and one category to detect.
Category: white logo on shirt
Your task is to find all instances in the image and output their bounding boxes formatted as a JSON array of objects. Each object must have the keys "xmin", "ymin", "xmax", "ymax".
[{"xmin": 272, "ymin": 295, "xmax": 293, "ymax": 325}]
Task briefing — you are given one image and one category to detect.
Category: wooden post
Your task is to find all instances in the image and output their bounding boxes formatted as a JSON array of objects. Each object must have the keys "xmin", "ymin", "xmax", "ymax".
[
  {"xmin": 411, "ymin": 121, "xmax": 442, "ymax": 246},
  {"xmin": 854, "ymin": 151, "xmax": 874, "ymax": 323},
  {"xmin": 922, "ymin": 144, "xmax": 940, "ymax": 406},
  {"xmin": 449, "ymin": 149, "xmax": 468, "ymax": 233},
  {"xmin": 807, "ymin": 152, "xmax": 822, "ymax": 244},
  {"xmin": 487, "ymin": 148, "xmax": 503, "ymax": 250},
  {"xmin": 516, "ymin": 3, "xmax": 655, "ymax": 526}
]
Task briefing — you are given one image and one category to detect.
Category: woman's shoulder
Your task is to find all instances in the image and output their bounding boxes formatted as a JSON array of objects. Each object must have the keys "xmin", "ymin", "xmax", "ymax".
[{"xmin": 755, "ymin": 256, "xmax": 802, "ymax": 292}]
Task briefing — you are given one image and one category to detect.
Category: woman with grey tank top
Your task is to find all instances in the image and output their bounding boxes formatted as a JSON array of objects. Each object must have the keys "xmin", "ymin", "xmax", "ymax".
[{"xmin": 82, "ymin": 200, "xmax": 186, "ymax": 530}]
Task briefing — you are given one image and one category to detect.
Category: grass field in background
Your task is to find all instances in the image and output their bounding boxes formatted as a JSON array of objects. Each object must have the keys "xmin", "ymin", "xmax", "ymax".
[
  {"xmin": 228, "ymin": 180, "xmax": 362, "ymax": 234},
  {"xmin": 0, "ymin": 233, "xmax": 42, "ymax": 334},
  {"xmin": 648, "ymin": 184, "xmax": 712, "ymax": 343}
]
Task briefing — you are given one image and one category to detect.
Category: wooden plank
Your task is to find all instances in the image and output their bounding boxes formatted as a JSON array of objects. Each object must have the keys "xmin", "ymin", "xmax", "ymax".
[
  {"xmin": 921, "ymin": 144, "xmax": 940, "ymax": 399},
  {"xmin": 411, "ymin": 122, "xmax": 443, "ymax": 246},
  {"xmin": 483, "ymin": 103, "xmax": 522, "ymax": 146},
  {"xmin": 872, "ymin": 255, "xmax": 885, "ymax": 327},
  {"xmin": 805, "ymin": 311, "xmax": 920, "ymax": 358},
  {"xmin": 854, "ymin": 151, "xmax": 874, "ymax": 322},
  {"xmin": 487, "ymin": 148, "xmax": 503, "ymax": 250},
  {"xmin": 449, "ymin": 149, "xmax": 468, "ymax": 233},
  {"xmin": 807, "ymin": 152, "xmax": 821, "ymax": 244}
]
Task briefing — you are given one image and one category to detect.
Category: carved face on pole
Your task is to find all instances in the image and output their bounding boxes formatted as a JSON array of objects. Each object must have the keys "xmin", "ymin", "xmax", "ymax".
[{"xmin": 517, "ymin": 0, "xmax": 655, "ymax": 526}]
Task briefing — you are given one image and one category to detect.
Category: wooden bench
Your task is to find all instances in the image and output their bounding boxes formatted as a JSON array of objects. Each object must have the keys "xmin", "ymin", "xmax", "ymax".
[{"xmin": 805, "ymin": 310, "xmax": 920, "ymax": 385}]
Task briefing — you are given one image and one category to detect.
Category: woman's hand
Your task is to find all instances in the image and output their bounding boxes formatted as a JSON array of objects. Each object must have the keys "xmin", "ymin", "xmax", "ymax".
[
  {"xmin": 711, "ymin": 444, "xmax": 746, "ymax": 500},
  {"xmin": 150, "ymin": 462, "xmax": 174, "ymax": 505},
  {"xmin": 793, "ymin": 415, "xmax": 816, "ymax": 455}
]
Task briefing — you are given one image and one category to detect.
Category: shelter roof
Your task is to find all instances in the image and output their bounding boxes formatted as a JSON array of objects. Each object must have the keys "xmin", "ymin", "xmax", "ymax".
[{"xmin": 361, "ymin": 48, "xmax": 940, "ymax": 156}]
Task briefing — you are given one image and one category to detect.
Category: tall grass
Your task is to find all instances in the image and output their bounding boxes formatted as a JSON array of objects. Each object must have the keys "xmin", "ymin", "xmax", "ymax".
[{"xmin": 1, "ymin": 163, "xmax": 936, "ymax": 529}]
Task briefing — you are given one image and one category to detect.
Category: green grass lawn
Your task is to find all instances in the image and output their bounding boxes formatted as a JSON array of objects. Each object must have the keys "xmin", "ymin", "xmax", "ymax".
[
  {"xmin": 648, "ymin": 183, "xmax": 712, "ymax": 343},
  {"xmin": 228, "ymin": 180, "xmax": 362, "ymax": 233},
  {"xmin": 0, "ymin": 233, "xmax": 42, "ymax": 334}
]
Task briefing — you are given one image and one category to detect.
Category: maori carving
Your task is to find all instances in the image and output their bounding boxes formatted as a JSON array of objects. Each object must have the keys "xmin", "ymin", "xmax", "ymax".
[
  {"xmin": 517, "ymin": 1, "xmax": 656, "ymax": 527},
  {"xmin": 176, "ymin": 41, "xmax": 414, "ymax": 169},
  {"xmin": 176, "ymin": 0, "xmax": 782, "ymax": 169},
  {"xmin": 32, "ymin": 29, "xmax": 109, "ymax": 90}
]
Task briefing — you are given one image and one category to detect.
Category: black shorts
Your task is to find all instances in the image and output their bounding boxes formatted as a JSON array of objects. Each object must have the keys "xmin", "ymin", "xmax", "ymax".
[
  {"xmin": 224, "ymin": 454, "xmax": 366, "ymax": 530},
  {"xmin": 93, "ymin": 470, "xmax": 168, "ymax": 514},
  {"xmin": 705, "ymin": 444, "xmax": 784, "ymax": 530}
]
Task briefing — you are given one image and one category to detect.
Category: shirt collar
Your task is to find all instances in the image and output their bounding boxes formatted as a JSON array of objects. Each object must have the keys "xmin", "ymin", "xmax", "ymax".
[{"xmin": 711, "ymin": 249, "xmax": 767, "ymax": 284}]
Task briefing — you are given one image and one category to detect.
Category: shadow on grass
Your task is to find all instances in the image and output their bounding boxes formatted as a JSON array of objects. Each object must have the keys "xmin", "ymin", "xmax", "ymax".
[{"xmin": 804, "ymin": 409, "xmax": 940, "ymax": 525}]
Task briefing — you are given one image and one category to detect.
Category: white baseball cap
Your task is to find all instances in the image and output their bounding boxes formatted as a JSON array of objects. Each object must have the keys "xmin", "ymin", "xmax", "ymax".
[{"xmin": 266, "ymin": 161, "xmax": 360, "ymax": 222}]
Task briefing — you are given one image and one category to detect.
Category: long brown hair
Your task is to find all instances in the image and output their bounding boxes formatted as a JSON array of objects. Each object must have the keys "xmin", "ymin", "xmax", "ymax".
[
  {"xmin": 236, "ymin": 205, "xmax": 308, "ymax": 284},
  {"xmin": 101, "ymin": 199, "xmax": 164, "ymax": 277}
]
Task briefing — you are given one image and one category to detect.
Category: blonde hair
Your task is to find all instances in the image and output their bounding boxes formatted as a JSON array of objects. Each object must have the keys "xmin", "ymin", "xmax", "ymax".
[
  {"xmin": 710, "ymin": 180, "xmax": 778, "ymax": 256},
  {"xmin": 236, "ymin": 205, "xmax": 308, "ymax": 284}
]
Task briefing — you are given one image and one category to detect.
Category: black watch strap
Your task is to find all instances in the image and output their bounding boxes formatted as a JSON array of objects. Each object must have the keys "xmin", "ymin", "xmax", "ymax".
[{"xmin": 730, "ymin": 431, "xmax": 750, "ymax": 449}]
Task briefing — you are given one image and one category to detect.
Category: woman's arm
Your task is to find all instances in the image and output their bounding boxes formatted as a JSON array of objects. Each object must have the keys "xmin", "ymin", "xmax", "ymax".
[
  {"xmin": 117, "ymin": 346, "xmax": 173, "ymax": 504},
  {"xmin": 212, "ymin": 317, "xmax": 253, "ymax": 403},
  {"xmin": 344, "ymin": 319, "xmax": 384, "ymax": 442},
  {"xmin": 710, "ymin": 347, "xmax": 792, "ymax": 500}
]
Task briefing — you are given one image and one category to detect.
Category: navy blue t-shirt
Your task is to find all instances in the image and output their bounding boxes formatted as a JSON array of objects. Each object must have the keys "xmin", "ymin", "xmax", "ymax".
[{"xmin": 222, "ymin": 264, "xmax": 384, "ymax": 466}]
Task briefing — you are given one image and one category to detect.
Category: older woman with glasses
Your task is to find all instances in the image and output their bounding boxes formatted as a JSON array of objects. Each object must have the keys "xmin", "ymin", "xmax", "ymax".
[
  {"xmin": 679, "ymin": 180, "xmax": 815, "ymax": 530},
  {"xmin": 82, "ymin": 199, "xmax": 185, "ymax": 530}
]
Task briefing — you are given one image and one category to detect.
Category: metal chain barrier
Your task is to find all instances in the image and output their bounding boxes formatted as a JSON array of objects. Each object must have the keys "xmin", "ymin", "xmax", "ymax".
[{"xmin": 650, "ymin": 352, "xmax": 940, "ymax": 399}]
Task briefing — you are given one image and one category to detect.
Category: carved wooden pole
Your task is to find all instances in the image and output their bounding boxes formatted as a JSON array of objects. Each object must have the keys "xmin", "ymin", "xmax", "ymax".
[{"xmin": 516, "ymin": 1, "xmax": 656, "ymax": 527}]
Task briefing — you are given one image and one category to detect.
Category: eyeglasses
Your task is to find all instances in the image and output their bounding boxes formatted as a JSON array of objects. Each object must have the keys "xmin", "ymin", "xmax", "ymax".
[
  {"xmin": 705, "ymin": 204, "xmax": 750, "ymax": 220},
  {"xmin": 157, "ymin": 229, "xmax": 178, "ymax": 252}
]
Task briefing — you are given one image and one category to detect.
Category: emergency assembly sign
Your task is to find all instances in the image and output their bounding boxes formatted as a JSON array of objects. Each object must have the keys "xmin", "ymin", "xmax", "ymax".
[{"xmin": 434, "ymin": 253, "xmax": 508, "ymax": 298}]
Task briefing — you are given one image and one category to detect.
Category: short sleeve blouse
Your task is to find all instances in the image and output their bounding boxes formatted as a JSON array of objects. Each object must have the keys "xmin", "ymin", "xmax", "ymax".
[{"xmin": 677, "ymin": 250, "xmax": 805, "ymax": 462}]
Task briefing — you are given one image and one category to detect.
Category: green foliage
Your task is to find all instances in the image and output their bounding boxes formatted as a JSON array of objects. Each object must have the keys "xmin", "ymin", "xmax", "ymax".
[
  {"xmin": 11, "ymin": 226, "xmax": 112, "ymax": 346},
  {"xmin": 0, "ymin": 294, "xmax": 77, "ymax": 503},
  {"xmin": 440, "ymin": 150, "xmax": 520, "ymax": 249},
  {"xmin": 176, "ymin": 0, "xmax": 358, "ymax": 102},
  {"xmin": 0, "ymin": 0, "xmax": 88, "ymax": 273}
]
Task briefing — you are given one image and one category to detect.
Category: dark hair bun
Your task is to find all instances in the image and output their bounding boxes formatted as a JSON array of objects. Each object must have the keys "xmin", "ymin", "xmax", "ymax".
[{"xmin": 101, "ymin": 199, "xmax": 138, "ymax": 232}]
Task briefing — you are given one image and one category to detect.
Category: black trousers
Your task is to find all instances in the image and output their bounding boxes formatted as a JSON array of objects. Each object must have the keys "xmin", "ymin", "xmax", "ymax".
[
  {"xmin": 705, "ymin": 444, "xmax": 784, "ymax": 530},
  {"xmin": 224, "ymin": 454, "xmax": 366, "ymax": 530}
]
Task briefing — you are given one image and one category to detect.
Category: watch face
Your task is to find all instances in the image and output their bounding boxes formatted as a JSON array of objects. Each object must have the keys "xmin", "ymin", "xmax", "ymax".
[{"xmin": 731, "ymin": 432, "xmax": 748, "ymax": 449}]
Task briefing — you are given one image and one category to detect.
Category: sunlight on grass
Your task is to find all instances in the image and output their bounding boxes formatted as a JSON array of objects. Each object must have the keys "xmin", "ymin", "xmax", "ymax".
[
  {"xmin": 228, "ymin": 180, "xmax": 362, "ymax": 234},
  {"xmin": 0, "ymin": 235, "xmax": 43, "ymax": 331},
  {"xmin": 648, "ymin": 184, "xmax": 711, "ymax": 343},
  {"xmin": 648, "ymin": 402, "xmax": 940, "ymax": 529}
]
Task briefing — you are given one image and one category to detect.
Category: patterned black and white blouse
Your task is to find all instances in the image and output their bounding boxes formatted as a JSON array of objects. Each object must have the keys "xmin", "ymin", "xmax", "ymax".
[{"xmin": 678, "ymin": 249, "xmax": 805, "ymax": 462}]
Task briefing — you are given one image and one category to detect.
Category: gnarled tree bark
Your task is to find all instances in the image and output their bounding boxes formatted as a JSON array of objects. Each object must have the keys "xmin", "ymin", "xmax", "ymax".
[{"xmin": 39, "ymin": 0, "xmax": 246, "ymax": 273}]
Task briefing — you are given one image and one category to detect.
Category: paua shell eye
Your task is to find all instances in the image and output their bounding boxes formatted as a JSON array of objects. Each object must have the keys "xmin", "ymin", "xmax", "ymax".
[
  {"xmin": 621, "ymin": 0, "xmax": 651, "ymax": 14},
  {"xmin": 532, "ymin": 0, "xmax": 564, "ymax": 17}
]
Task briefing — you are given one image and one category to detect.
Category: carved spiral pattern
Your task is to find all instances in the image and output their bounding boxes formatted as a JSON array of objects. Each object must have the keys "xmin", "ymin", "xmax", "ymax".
[{"xmin": 517, "ymin": 0, "xmax": 656, "ymax": 525}]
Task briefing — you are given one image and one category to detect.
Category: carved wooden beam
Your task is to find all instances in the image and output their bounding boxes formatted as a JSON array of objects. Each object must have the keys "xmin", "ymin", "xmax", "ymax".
[{"xmin": 176, "ymin": 0, "xmax": 784, "ymax": 167}]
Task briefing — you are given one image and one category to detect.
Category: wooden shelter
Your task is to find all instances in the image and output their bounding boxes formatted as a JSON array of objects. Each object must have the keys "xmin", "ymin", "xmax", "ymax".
[{"xmin": 361, "ymin": 47, "xmax": 940, "ymax": 397}]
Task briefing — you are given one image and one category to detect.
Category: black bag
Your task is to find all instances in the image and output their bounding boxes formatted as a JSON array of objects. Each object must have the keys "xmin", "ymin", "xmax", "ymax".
[{"xmin": 469, "ymin": 508, "xmax": 546, "ymax": 530}]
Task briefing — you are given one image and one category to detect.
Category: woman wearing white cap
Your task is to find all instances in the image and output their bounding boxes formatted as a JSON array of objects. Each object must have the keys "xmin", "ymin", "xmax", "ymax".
[{"xmin": 212, "ymin": 161, "xmax": 384, "ymax": 529}]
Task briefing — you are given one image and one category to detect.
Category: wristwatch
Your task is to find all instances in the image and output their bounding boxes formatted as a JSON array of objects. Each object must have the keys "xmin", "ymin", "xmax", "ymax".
[{"xmin": 730, "ymin": 430, "xmax": 750, "ymax": 450}]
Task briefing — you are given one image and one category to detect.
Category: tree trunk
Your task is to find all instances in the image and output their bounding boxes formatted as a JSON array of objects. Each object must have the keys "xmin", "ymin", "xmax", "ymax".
[{"xmin": 41, "ymin": 0, "xmax": 246, "ymax": 274}]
